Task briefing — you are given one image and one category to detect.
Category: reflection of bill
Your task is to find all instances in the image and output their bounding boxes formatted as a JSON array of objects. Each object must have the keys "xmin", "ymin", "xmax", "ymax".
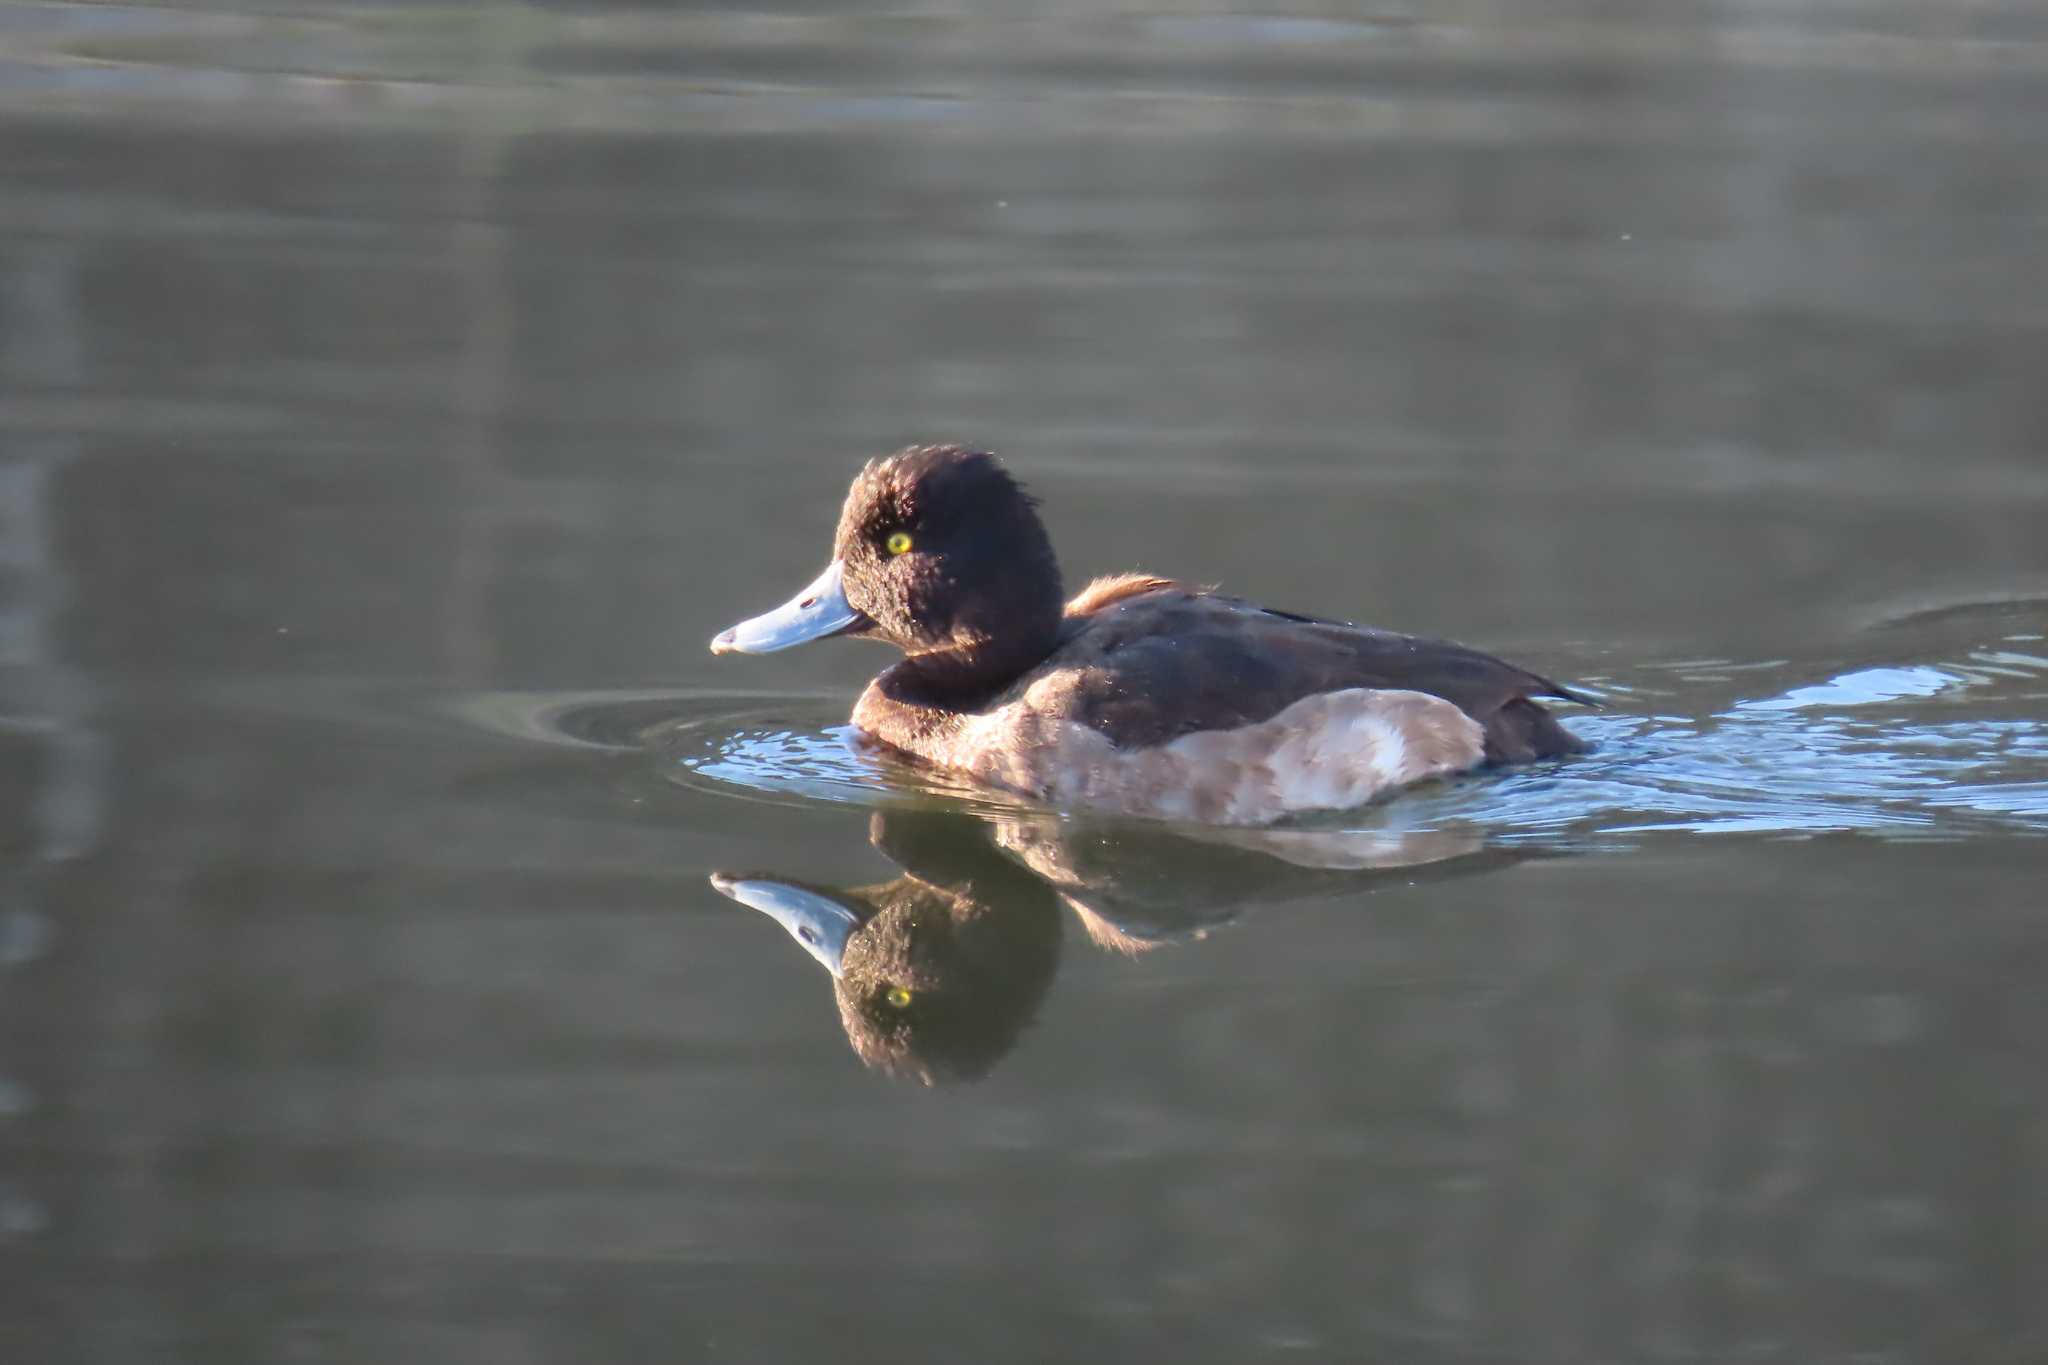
[{"xmin": 711, "ymin": 808, "xmax": 1522, "ymax": 1085}]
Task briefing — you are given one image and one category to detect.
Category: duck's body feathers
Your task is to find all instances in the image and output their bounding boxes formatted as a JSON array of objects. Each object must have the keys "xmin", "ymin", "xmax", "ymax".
[{"xmin": 852, "ymin": 578, "xmax": 1584, "ymax": 821}]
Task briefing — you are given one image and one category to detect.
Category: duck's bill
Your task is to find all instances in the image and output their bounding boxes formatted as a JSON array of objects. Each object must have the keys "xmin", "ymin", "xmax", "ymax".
[
  {"xmin": 709, "ymin": 873, "xmax": 860, "ymax": 977},
  {"xmin": 709, "ymin": 560, "xmax": 868, "ymax": 655}
]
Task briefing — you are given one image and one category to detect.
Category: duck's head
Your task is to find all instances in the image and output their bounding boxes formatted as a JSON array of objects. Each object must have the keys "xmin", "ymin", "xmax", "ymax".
[{"xmin": 710, "ymin": 445, "xmax": 1063, "ymax": 677}]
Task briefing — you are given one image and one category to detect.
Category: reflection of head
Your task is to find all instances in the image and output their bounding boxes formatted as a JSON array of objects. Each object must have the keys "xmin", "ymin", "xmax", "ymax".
[{"xmin": 832, "ymin": 873, "xmax": 1059, "ymax": 1086}]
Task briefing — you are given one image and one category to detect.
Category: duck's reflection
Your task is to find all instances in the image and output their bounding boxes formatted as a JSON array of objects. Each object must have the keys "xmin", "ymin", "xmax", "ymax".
[{"xmin": 712, "ymin": 808, "xmax": 1520, "ymax": 1084}]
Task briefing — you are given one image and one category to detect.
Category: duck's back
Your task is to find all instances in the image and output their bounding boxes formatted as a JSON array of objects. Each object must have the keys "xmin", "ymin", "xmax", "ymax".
[{"xmin": 1033, "ymin": 581, "xmax": 1587, "ymax": 764}]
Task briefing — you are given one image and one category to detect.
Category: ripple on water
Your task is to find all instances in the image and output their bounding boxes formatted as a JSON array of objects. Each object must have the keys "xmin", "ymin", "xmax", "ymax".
[
  {"xmin": 659, "ymin": 710, "xmax": 1048, "ymax": 818},
  {"xmin": 457, "ymin": 689, "xmax": 1046, "ymax": 818},
  {"xmin": 472, "ymin": 601, "xmax": 2048, "ymax": 846}
]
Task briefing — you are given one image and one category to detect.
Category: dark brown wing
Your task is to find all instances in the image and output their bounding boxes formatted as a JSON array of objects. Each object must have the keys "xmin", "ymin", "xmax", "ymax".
[{"xmin": 1042, "ymin": 585, "xmax": 1587, "ymax": 762}]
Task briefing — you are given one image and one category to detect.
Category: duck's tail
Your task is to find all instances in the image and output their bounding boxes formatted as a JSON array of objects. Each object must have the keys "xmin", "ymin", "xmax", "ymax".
[{"xmin": 1485, "ymin": 694, "xmax": 1591, "ymax": 764}]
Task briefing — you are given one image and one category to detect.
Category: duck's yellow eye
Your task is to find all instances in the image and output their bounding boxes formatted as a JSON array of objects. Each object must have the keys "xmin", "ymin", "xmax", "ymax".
[
  {"xmin": 885, "ymin": 531, "xmax": 913, "ymax": 556},
  {"xmin": 884, "ymin": 985, "xmax": 913, "ymax": 1009}
]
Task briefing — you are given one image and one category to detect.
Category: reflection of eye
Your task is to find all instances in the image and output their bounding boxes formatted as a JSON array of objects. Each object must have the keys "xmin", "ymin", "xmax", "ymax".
[
  {"xmin": 885, "ymin": 531, "xmax": 913, "ymax": 556},
  {"xmin": 883, "ymin": 985, "xmax": 913, "ymax": 1009}
]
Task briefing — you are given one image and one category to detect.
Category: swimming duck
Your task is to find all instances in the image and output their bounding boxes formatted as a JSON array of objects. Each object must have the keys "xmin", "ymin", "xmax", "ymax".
[{"xmin": 711, "ymin": 444, "xmax": 1589, "ymax": 824}]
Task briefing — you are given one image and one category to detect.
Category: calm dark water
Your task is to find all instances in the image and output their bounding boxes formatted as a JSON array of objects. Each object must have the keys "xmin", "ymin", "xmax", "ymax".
[{"xmin": 5, "ymin": 4, "xmax": 2048, "ymax": 1362}]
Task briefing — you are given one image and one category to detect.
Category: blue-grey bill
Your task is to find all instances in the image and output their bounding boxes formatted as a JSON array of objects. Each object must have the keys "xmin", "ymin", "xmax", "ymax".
[
  {"xmin": 709, "ymin": 873, "xmax": 859, "ymax": 977},
  {"xmin": 709, "ymin": 559, "xmax": 864, "ymax": 655}
]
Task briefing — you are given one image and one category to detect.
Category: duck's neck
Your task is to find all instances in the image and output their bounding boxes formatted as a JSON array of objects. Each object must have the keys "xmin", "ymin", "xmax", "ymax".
[{"xmin": 884, "ymin": 622, "xmax": 1061, "ymax": 712}]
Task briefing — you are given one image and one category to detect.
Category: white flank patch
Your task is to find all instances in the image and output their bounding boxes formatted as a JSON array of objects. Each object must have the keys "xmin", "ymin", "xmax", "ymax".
[{"xmin": 945, "ymin": 687, "xmax": 1486, "ymax": 826}]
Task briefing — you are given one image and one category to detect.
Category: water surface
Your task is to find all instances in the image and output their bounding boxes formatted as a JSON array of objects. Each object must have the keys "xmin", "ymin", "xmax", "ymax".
[{"xmin": 4, "ymin": 4, "xmax": 2048, "ymax": 1361}]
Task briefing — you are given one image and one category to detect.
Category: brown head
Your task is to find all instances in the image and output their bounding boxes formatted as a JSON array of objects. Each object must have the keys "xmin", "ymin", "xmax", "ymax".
[{"xmin": 711, "ymin": 445, "xmax": 1065, "ymax": 693}]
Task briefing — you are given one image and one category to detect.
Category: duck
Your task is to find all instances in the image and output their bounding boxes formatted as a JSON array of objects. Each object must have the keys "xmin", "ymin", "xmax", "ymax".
[{"xmin": 710, "ymin": 444, "xmax": 1590, "ymax": 824}]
